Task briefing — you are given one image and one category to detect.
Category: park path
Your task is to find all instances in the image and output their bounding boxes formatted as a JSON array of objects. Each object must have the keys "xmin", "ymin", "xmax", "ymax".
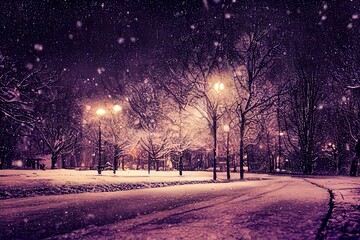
[{"xmin": 0, "ymin": 176, "xmax": 329, "ymax": 239}]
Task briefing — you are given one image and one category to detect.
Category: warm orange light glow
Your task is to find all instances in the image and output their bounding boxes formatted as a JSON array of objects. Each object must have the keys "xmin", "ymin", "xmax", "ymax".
[
  {"xmin": 214, "ymin": 82, "xmax": 225, "ymax": 92},
  {"xmin": 223, "ymin": 124, "xmax": 230, "ymax": 132},
  {"xmin": 113, "ymin": 104, "xmax": 122, "ymax": 112},
  {"xmin": 96, "ymin": 108, "xmax": 106, "ymax": 116}
]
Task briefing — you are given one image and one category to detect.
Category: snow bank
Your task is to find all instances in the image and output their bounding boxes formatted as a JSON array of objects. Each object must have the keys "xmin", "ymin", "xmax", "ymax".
[{"xmin": 0, "ymin": 169, "xmax": 265, "ymax": 199}]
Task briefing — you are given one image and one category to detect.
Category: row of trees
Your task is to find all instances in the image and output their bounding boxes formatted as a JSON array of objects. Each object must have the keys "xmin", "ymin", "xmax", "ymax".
[{"xmin": 1, "ymin": 3, "xmax": 359, "ymax": 177}]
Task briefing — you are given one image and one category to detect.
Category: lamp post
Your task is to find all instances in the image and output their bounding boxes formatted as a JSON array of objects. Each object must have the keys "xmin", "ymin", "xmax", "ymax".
[
  {"xmin": 327, "ymin": 143, "xmax": 338, "ymax": 174},
  {"xmin": 96, "ymin": 108, "xmax": 106, "ymax": 174},
  {"xmin": 212, "ymin": 81, "xmax": 224, "ymax": 181},
  {"xmin": 223, "ymin": 124, "xmax": 230, "ymax": 180},
  {"xmin": 112, "ymin": 104, "xmax": 122, "ymax": 174}
]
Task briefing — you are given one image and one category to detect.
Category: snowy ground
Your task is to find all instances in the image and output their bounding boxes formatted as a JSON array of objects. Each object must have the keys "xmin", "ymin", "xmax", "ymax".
[
  {"xmin": 0, "ymin": 169, "xmax": 265, "ymax": 199},
  {"xmin": 0, "ymin": 170, "xmax": 358, "ymax": 239},
  {"xmin": 304, "ymin": 176, "xmax": 360, "ymax": 239}
]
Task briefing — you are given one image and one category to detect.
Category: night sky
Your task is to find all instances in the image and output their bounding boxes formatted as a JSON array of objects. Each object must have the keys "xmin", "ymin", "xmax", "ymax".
[{"xmin": 1, "ymin": 0, "xmax": 359, "ymax": 81}]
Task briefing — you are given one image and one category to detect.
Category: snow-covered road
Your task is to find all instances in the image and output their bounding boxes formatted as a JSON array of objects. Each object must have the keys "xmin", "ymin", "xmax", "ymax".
[{"xmin": 1, "ymin": 176, "xmax": 329, "ymax": 239}]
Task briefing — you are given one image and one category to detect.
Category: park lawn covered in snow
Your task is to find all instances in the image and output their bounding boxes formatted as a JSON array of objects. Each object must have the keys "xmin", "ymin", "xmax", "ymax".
[
  {"xmin": 0, "ymin": 169, "xmax": 267, "ymax": 199},
  {"xmin": 0, "ymin": 169, "xmax": 267, "ymax": 186}
]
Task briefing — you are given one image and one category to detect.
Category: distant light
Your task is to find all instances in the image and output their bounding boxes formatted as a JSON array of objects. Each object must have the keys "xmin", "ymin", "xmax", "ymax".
[
  {"xmin": 214, "ymin": 82, "xmax": 225, "ymax": 92},
  {"xmin": 223, "ymin": 124, "xmax": 230, "ymax": 132},
  {"xmin": 96, "ymin": 108, "xmax": 106, "ymax": 116},
  {"xmin": 113, "ymin": 105, "xmax": 122, "ymax": 112}
]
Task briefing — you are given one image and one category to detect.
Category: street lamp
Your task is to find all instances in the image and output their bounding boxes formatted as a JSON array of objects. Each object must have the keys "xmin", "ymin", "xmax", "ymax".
[
  {"xmin": 112, "ymin": 104, "xmax": 122, "ymax": 174},
  {"xmin": 212, "ymin": 81, "xmax": 225, "ymax": 181},
  {"xmin": 223, "ymin": 124, "xmax": 230, "ymax": 180},
  {"xmin": 96, "ymin": 108, "xmax": 106, "ymax": 174},
  {"xmin": 214, "ymin": 82, "xmax": 225, "ymax": 93}
]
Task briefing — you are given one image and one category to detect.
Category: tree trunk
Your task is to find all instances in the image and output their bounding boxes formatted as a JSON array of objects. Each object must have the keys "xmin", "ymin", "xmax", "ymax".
[
  {"xmin": 51, "ymin": 154, "xmax": 58, "ymax": 169},
  {"xmin": 213, "ymin": 115, "xmax": 217, "ymax": 181},
  {"xmin": 350, "ymin": 158, "xmax": 358, "ymax": 176},
  {"xmin": 303, "ymin": 153, "xmax": 312, "ymax": 174},
  {"xmin": 179, "ymin": 153, "xmax": 183, "ymax": 176},
  {"xmin": 61, "ymin": 155, "xmax": 66, "ymax": 169},
  {"xmin": 155, "ymin": 160, "xmax": 159, "ymax": 171},
  {"xmin": 147, "ymin": 153, "xmax": 151, "ymax": 174},
  {"xmin": 121, "ymin": 156, "xmax": 125, "ymax": 170},
  {"xmin": 226, "ymin": 131, "xmax": 230, "ymax": 179},
  {"xmin": 239, "ymin": 119, "xmax": 245, "ymax": 179},
  {"xmin": 113, "ymin": 145, "xmax": 119, "ymax": 174}
]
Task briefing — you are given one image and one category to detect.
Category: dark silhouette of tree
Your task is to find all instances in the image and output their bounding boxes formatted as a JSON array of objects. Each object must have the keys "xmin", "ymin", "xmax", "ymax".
[
  {"xmin": 33, "ymin": 78, "xmax": 81, "ymax": 169},
  {"xmin": 229, "ymin": 18, "xmax": 284, "ymax": 179},
  {"xmin": 285, "ymin": 59, "xmax": 324, "ymax": 174}
]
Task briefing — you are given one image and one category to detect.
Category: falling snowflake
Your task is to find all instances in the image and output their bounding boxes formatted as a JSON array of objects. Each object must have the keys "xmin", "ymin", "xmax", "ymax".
[
  {"xmin": 347, "ymin": 23, "xmax": 353, "ymax": 29},
  {"xmin": 190, "ymin": 24, "xmax": 195, "ymax": 30},
  {"xmin": 76, "ymin": 20, "xmax": 82, "ymax": 28},
  {"xmin": 117, "ymin": 37, "xmax": 125, "ymax": 44},
  {"xmin": 323, "ymin": 3, "xmax": 328, "ymax": 10},
  {"xmin": 130, "ymin": 37, "xmax": 136, "ymax": 43},
  {"xmin": 25, "ymin": 63, "xmax": 33, "ymax": 70},
  {"xmin": 352, "ymin": 14, "xmax": 359, "ymax": 20},
  {"xmin": 68, "ymin": 34, "xmax": 74, "ymax": 40},
  {"xmin": 321, "ymin": 15, "xmax": 327, "ymax": 21},
  {"xmin": 34, "ymin": 44, "xmax": 43, "ymax": 51},
  {"xmin": 97, "ymin": 67, "xmax": 105, "ymax": 74},
  {"xmin": 225, "ymin": 13, "xmax": 231, "ymax": 19}
]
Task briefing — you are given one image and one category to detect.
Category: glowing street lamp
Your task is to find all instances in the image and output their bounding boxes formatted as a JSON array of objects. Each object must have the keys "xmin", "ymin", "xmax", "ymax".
[
  {"xmin": 212, "ymin": 81, "xmax": 225, "ymax": 181},
  {"xmin": 214, "ymin": 82, "xmax": 225, "ymax": 93},
  {"xmin": 223, "ymin": 124, "xmax": 230, "ymax": 180},
  {"xmin": 113, "ymin": 104, "xmax": 122, "ymax": 112}
]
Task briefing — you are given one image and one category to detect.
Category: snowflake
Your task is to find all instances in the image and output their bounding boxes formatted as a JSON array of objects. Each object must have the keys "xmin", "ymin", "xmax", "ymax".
[
  {"xmin": 117, "ymin": 37, "xmax": 125, "ymax": 44},
  {"xmin": 34, "ymin": 44, "xmax": 43, "ymax": 51},
  {"xmin": 323, "ymin": 3, "xmax": 328, "ymax": 10},
  {"xmin": 97, "ymin": 67, "xmax": 105, "ymax": 74},
  {"xmin": 26, "ymin": 63, "xmax": 33, "ymax": 70},
  {"xmin": 76, "ymin": 20, "xmax": 82, "ymax": 28}
]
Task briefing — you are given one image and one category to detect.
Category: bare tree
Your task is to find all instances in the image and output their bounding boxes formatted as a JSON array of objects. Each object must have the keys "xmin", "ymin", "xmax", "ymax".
[
  {"xmin": 285, "ymin": 59, "xmax": 324, "ymax": 174},
  {"xmin": 34, "ymin": 82, "xmax": 81, "ymax": 169},
  {"xmin": 332, "ymin": 36, "xmax": 360, "ymax": 176},
  {"xmin": 230, "ymin": 20, "xmax": 284, "ymax": 179}
]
